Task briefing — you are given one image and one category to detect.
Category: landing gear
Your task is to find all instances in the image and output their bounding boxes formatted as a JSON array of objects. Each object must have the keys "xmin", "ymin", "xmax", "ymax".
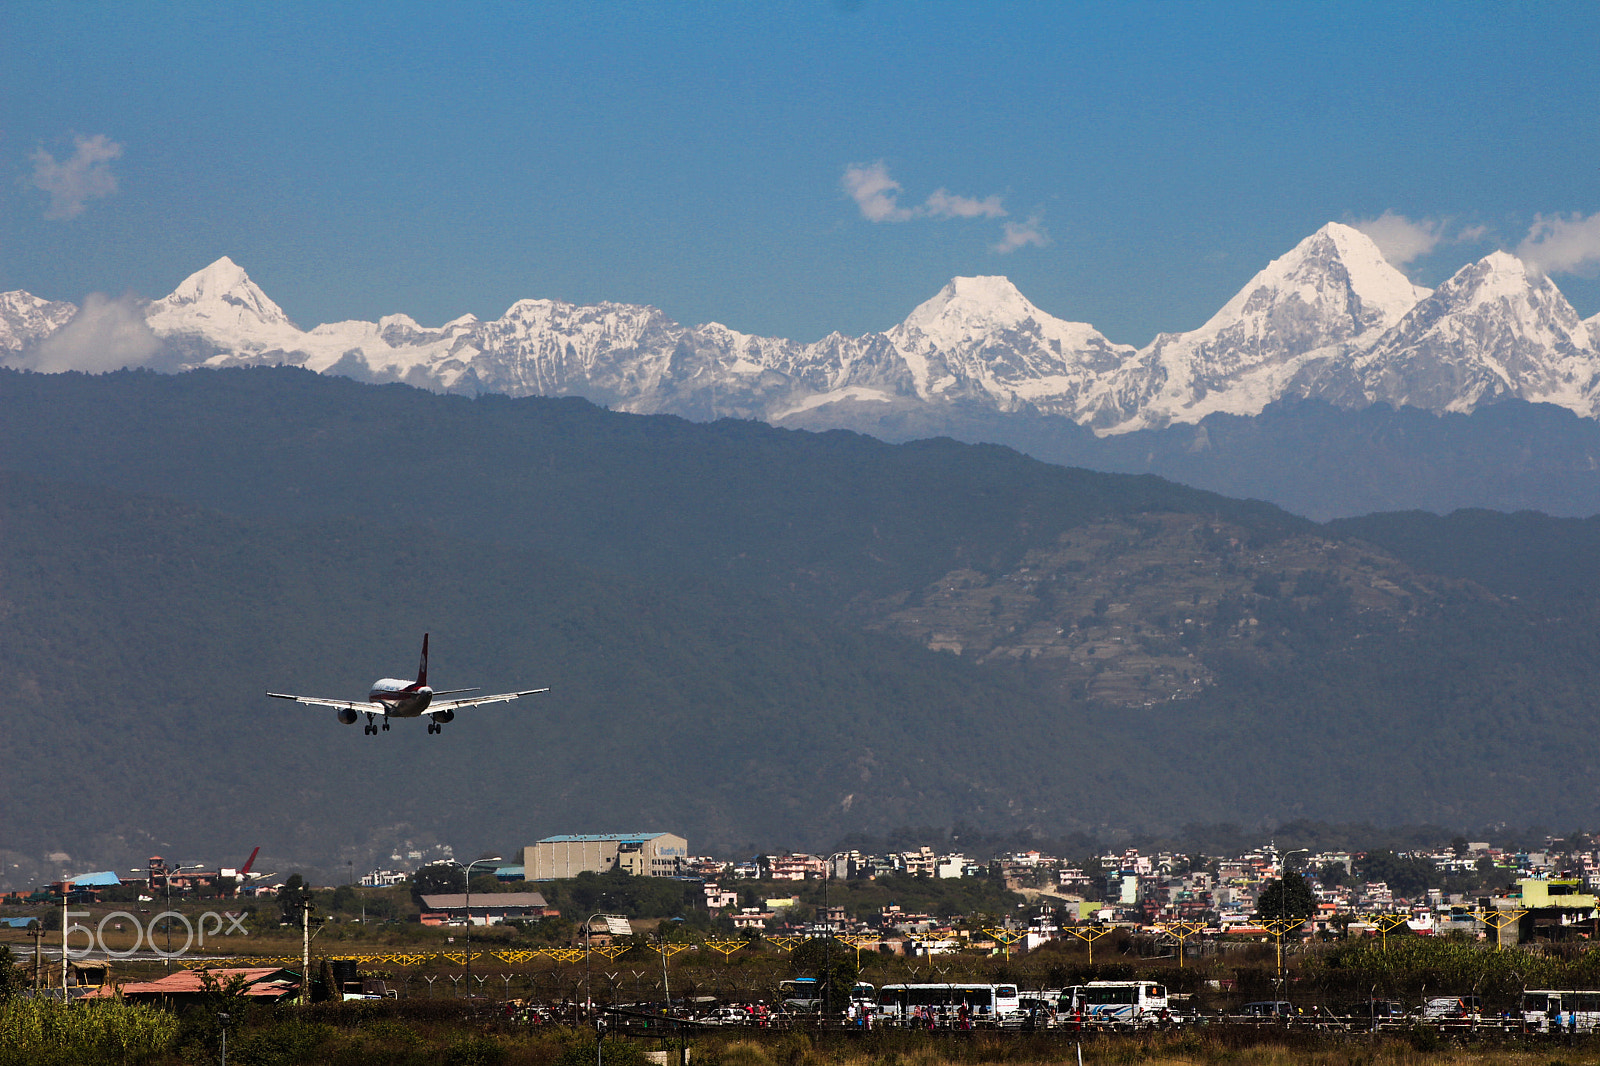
[
  {"xmin": 363, "ymin": 714, "xmax": 377, "ymax": 735},
  {"xmin": 427, "ymin": 721, "xmax": 441, "ymax": 735},
  {"xmin": 381, "ymin": 719, "xmax": 389, "ymax": 731}
]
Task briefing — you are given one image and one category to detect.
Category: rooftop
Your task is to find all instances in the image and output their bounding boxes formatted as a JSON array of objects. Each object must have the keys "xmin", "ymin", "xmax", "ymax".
[
  {"xmin": 419, "ymin": 892, "xmax": 550, "ymax": 910},
  {"xmin": 537, "ymin": 833, "xmax": 674, "ymax": 844}
]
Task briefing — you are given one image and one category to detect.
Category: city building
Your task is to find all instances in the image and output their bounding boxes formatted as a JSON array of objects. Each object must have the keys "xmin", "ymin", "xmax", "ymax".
[
  {"xmin": 523, "ymin": 833, "xmax": 688, "ymax": 879},
  {"xmin": 417, "ymin": 891, "xmax": 558, "ymax": 926}
]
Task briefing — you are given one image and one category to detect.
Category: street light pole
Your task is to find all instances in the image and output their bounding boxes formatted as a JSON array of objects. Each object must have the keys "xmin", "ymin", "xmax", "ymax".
[
  {"xmin": 163, "ymin": 863, "xmax": 202, "ymax": 970},
  {"xmin": 456, "ymin": 856, "xmax": 502, "ymax": 998},
  {"xmin": 584, "ymin": 908, "xmax": 618, "ymax": 1024}
]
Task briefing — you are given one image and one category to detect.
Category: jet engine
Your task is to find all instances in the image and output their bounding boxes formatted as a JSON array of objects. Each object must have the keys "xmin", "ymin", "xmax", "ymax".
[
  {"xmin": 433, "ymin": 709, "xmax": 455, "ymax": 724},
  {"xmin": 337, "ymin": 707, "xmax": 359, "ymax": 725}
]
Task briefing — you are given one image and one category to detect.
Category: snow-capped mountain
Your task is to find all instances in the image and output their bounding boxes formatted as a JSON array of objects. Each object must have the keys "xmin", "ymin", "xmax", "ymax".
[
  {"xmin": 1102, "ymin": 222, "xmax": 1433, "ymax": 432},
  {"xmin": 883, "ymin": 276, "xmax": 1136, "ymax": 414},
  {"xmin": 0, "ymin": 290, "xmax": 77, "ymax": 352},
  {"xmin": 3, "ymin": 224, "xmax": 1597, "ymax": 435},
  {"xmin": 1333, "ymin": 251, "xmax": 1598, "ymax": 413}
]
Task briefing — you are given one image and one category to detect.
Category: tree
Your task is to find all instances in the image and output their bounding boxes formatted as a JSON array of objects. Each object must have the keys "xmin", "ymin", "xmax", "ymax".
[
  {"xmin": 409, "ymin": 861, "xmax": 465, "ymax": 905},
  {"xmin": 792, "ymin": 936, "xmax": 859, "ymax": 1013},
  {"xmin": 1255, "ymin": 872, "xmax": 1316, "ymax": 920},
  {"xmin": 330, "ymin": 884, "xmax": 358, "ymax": 914},
  {"xmin": 1355, "ymin": 850, "xmax": 1438, "ymax": 899},
  {"xmin": 0, "ymin": 946, "xmax": 25, "ymax": 1000},
  {"xmin": 277, "ymin": 875, "xmax": 314, "ymax": 925}
]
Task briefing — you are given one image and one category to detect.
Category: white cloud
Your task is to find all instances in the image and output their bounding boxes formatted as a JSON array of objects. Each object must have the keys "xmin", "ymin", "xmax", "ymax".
[
  {"xmin": 1516, "ymin": 212, "xmax": 1600, "ymax": 277},
  {"xmin": 17, "ymin": 293, "xmax": 164, "ymax": 373},
  {"xmin": 923, "ymin": 188, "xmax": 1006, "ymax": 220},
  {"xmin": 28, "ymin": 134, "xmax": 123, "ymax": 220},
  {"xmin": 843, "ymin": 161, "xmax": 1045, "ymax": 254},
  {"xmin": 991, "ymin": 215, "xmax": 1050, "ymax": 254},
  {"xmin": 842, "ymin": 161, "xmax": 915, "ymax": 222},
  {"xmin": 1352, "ymin": 211, "xmax": 1443, "ymax": 267},
  {"xmin": 842, "ymin": 161, "xmax": 1009, "ymax": 223}
]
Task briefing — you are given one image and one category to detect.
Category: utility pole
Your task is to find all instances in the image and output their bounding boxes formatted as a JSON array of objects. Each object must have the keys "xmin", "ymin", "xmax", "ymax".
[
  {"xmin": 301, "ymin": 896, "xmax": 311, "ymax": 1006},
  {"xmin": 31, "ymin": 922, "xmax": 43, "ymax": 992}
]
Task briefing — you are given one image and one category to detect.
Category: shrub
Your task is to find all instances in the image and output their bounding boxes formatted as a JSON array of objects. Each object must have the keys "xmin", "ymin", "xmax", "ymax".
[{"xmin": 0, "ymin": 999, "xmax": 178, "ymax": 1066}]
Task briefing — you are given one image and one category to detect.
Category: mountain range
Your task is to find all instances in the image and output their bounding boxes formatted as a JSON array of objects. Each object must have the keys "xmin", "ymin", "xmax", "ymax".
[{"xmin": 4, "ymin": 224, "xmax": 1597, "ymax": 441}]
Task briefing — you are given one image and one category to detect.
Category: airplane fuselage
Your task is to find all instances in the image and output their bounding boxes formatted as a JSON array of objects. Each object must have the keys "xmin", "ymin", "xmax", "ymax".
[{"xmin": 370, "ymin": 679, "xmax": 432, "ymax": 718}]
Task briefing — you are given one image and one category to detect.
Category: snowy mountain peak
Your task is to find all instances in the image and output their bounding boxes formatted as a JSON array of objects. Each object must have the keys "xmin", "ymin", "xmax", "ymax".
[
  {"xmin": 0, "ymin": 290, "xmax": 78, "ymax": 353},
  {"xmin": 1420, "ymin": 249, "xmax": 1580, "ymax": 320},
  {"xmin": 1318, "ymin": 221, "xmax": 1435, "ymax": 316},
  {"xmin": 1457, "ymin": 250, "xmax": 1536, "ymax": 300},
  {"xmin": 1103, "ymin": 220, "xmax": 1438, "ymax": 432},
  {"xmin": 1234, "ymin": 222, "xmax": 1431, "ymax": 328},
  {"xmin": 1345, "ymin": 249, "xmax": 1597, "ymax": 415},
  {"xmin": 148, "ymin": 257, "xmax": 293, "ymax": 331},
  {"xmin": 900, "ymin": 276, "xmax": 1039, "ymax": 341}
]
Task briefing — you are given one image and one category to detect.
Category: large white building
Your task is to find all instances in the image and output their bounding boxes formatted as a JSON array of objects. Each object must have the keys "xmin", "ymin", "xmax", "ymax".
[{"xmin": 524, "ymin": 833, "xmax": 688, "ymax": 879}]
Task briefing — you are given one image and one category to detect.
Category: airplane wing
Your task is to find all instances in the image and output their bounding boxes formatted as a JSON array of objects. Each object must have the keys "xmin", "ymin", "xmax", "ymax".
[
  {"xmin": 424, "ymin": 688, "xmax": 550, "ymax": 715},
  {"xmin": 265, "ymin": 692, "xmax": 392, "ymax": 716}
]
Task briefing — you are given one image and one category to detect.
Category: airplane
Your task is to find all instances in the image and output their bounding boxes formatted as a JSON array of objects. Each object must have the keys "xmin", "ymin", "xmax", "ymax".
[
  {"xmin": 267, "ymin": 634, "xmax": 548, "ymax": 735},
  {"xmin": 235, "ymin": 846, "xmax": 275, "ymax": 883},
  {"xmin": 220, "ymin": 847, "xmax": 276, "ymax": 885}
]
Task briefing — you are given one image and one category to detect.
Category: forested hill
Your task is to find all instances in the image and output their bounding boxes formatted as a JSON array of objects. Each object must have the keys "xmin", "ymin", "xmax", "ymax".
[
  {"xmin": 1329, "ymin": 509, "xmax": 1600, "ymax": 606},
  {"xmin": 3, "ymin": 367, "xmax": 1600, "ymax": 881},
  {"xmin": 0, "ymin": 367, "xmax": 1304, "ymax": 614}
]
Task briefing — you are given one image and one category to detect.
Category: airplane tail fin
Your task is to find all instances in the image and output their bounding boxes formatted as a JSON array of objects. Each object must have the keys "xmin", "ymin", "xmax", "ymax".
[
  {"xmin": 240, "ymin": 846, "xmax": 260, "ymax": 876},
  {"xmin": 418, "ymin": 633, "xmax": 429, "ymax": 687}
]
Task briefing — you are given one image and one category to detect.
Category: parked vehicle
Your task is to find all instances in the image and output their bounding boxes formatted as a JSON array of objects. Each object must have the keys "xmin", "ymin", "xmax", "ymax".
[
  {"xmin": 1523, "ymin": 990, "xmax": 1600, "ymax": 1033},
  {"xmin": 1421, "ymin": 995, "xmax": 1481, "ymax": 1022},
  {"xmin": 779, "ymin": 978, "xmax": 822, "ymax": 1013},
  {"xmin": 877, "ymin": 983, "xmax": 1022, "ymax": 1027},
  {"xmin": 697, "ymin": 1007, "xmax": 750, "ymax": 1026},
  {"xmin": 1061, "ymin": 982, "xmax": 1174, "ymax": 1030}
]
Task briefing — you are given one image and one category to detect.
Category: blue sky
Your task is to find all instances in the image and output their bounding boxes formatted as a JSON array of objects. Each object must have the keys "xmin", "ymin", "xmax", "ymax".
[{"xmin": 3, "ymin": 2, "xmax": 1597, "ymax": 345}]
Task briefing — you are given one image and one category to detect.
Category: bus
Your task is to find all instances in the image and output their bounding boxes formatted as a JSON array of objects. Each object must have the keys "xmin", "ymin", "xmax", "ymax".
[
  {"xmin": 875, "ymin": 983, "xmax": 1021, "ymax": 1027},
  {"xmin": 778, "ymin": 979, "xmax": 874, "ymax": 1014},
  {"xmin": 1523, "ymin": 990, "xmax": 1600, "ymax": 1033},
  {"xmin": 778, "ymin": 978, "xmax": 822, "ymax": 1012},
  {"xmin": 1060, "ymin": 981, "xmax": 1172, "ymax": 1030}
]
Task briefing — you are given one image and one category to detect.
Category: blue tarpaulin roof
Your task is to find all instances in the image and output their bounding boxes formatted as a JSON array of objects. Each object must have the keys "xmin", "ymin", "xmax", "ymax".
[{"xmin": 69, "ymin": 871, "xmax": 121, "ymax": 887}]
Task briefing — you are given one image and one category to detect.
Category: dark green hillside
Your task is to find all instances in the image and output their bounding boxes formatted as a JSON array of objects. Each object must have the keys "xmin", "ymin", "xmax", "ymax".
[
  {"xmin": 0, "ymin": 367, "xmax": 1306, "ymax": 613},
  {"xmin": 6, "ymin": 368, "xmax": 1600, "ymax": 874},
  {"xmin": 0, "ymin": 470, "xmax": 1117, "ymax": 875},
  {"xmin": 1330, "ymin": 509, "xmax": 1600, "ymax": 606}
]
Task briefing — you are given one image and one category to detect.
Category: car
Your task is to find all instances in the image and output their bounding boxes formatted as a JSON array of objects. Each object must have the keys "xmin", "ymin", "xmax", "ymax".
[{"xmin": 697, "ymin": 1007, "xmax": 750, "ymax": 1026}]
